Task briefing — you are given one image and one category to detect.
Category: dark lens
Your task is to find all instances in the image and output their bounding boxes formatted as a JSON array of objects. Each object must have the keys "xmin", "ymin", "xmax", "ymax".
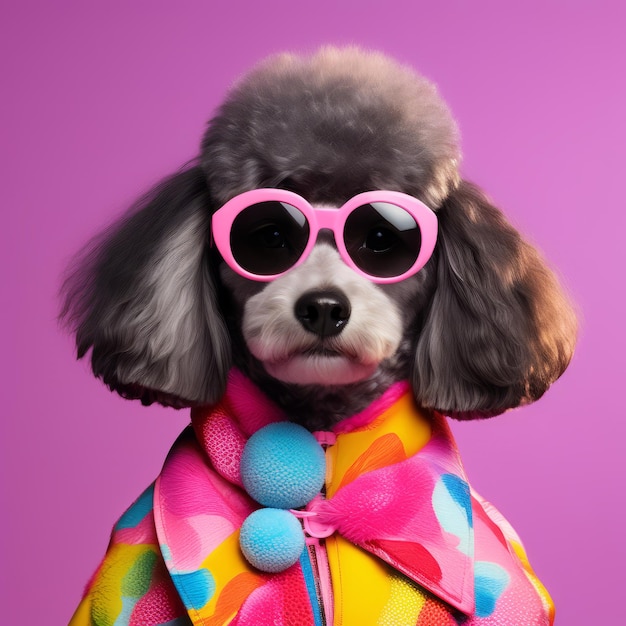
[
  {"xmin": 230, "ymin": 201, "xmax": 310, "ymax": 275},
  {"xmin": 344, "ymin": 202, "xmax": 421, "ymax": 277}
]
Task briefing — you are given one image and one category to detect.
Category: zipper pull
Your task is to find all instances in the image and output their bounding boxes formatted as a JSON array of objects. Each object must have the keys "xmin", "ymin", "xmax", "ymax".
[{"xmin": 295, "ymin": 497, "xmax": 337, "ymax": 539}]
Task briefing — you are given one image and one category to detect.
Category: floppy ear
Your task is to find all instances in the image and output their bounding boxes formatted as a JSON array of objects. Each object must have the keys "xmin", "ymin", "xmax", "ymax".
[
  {"xmin": 412, "ymin": 180, "xmax": 577, "ymax": 419},
  {"xmin": 61, "ymin": 165, "xmax": 231, "ymax": 407}
]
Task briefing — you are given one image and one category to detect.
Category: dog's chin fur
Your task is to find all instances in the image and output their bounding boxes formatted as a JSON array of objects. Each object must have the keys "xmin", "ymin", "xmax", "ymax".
[
  {"xmin": 227, "ymin": 307, "xmax": 418, "ymax": 430},
  {"xmin": 231, "ymin": 336, "xmax": 415, "ymax": 431}
]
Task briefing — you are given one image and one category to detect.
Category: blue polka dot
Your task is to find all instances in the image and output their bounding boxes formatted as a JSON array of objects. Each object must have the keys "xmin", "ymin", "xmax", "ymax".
[
  {"xmin": 171, "ymin": 568, "xmax": 215, "ymax": 610},
  {"xmin": 442, "ymin": 474, "xmax": 472, "ymax": 526},
  {"xmin": 475, "ymin": 561, "xmax": 510, "ymax": 617},
  {"xmin": 160, "ymin": 544, "xmax": 172, "ymax": 561},
  {"xmin": 115, "ymin": 484, "xmax": 154, "ymax": 530}
]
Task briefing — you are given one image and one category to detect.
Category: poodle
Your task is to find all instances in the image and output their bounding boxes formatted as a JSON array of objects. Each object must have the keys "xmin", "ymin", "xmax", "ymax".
[{"xmin": 63, "ymin": 48, "xmax": 576, "ymax": 626}]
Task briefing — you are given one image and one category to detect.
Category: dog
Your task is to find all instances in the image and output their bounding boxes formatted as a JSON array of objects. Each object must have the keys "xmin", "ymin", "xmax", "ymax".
[{"xmin": 64, "ymin": 48, "xmax": 576, "ymax": 625}]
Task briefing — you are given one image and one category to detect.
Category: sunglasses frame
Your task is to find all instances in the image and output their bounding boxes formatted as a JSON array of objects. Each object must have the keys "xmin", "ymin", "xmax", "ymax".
[{"xmin": 211, "ymin": 188, "xmax": 438, "ymax": 284}]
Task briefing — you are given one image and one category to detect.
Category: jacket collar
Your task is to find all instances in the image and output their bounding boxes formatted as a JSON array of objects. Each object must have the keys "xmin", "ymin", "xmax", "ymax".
[{"xmin": 155, "ymin": 370, "xmax": 475, "ymax": 618}]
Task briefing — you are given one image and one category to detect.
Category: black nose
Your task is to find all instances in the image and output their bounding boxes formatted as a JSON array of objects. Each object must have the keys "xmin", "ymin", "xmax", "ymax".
[{"xmin": 294, "ymin": 290, "xmax": 351, "ymax": 337}]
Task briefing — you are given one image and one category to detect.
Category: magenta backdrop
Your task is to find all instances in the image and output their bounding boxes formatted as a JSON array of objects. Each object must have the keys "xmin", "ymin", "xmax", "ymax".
[{"xmin": 2, "ymin": 2, "xmax": 624, "ymax": 624}]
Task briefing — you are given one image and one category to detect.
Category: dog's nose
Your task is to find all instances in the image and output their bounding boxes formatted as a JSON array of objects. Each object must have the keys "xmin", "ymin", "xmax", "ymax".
[{"xmin": 294, "ymin": 290, "xmax": 351, "ymax": 337}]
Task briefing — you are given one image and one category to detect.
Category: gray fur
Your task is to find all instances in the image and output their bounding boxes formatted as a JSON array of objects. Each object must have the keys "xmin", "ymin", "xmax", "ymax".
[
  {"xmin": 61, "ymin": 47, "xmax": 576, "ymax": 424},
  {"xmin": 201, "ymin": 47, "xmax": 460, "ymax": 208},
  {"xmin": 61, "ymin": 166, "xmax": 231, "ymax": 406},
  {"xmin": 242, "ymin": 244, "xmax": 404, "ymax": 370},
  {"xmin": 412, "ymin": 181, "xmax": 577, "ymax": 419}
]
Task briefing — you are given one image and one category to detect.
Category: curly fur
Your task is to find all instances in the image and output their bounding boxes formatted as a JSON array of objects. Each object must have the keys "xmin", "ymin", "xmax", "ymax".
[
  {"xmin": 202, "ymin": 48, "xmax": 460, "ymax": 209},
  {"xmin": 61, "ymin": 46, "xmax": 577, "ymax": 427}
]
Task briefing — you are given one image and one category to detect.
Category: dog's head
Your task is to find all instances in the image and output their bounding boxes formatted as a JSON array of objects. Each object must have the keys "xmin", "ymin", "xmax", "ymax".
[{"xmin": 61, "ymin": 48, "xmax": 577, "ymax": 427}]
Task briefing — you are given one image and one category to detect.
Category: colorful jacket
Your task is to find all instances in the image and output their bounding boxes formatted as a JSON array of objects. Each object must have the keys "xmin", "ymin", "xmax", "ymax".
[{"xmin": 70, "ymin": 371, "xmax": 554, "ymax": 625}]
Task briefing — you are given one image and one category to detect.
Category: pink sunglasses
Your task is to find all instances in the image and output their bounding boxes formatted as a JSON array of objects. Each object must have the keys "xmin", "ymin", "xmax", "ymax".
[{"xmin": 212, "ymin": 188, "xmax": 438, "ymax": 284}]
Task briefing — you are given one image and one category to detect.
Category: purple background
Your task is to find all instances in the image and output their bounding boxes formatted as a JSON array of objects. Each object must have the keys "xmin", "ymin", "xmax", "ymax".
[{"xmin": 2, "ymin": 2, "xmax": 624, "ymax": 624}]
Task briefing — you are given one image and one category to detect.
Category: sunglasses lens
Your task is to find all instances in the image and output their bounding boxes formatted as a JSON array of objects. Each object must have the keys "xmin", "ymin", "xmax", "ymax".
[
  {"xmin": 230, "ymin": 201, "xmax": 310, "ymax": 276},
  {"xmin": 344, "ymin": 202, "xmax": 422, "ymax": 278}
]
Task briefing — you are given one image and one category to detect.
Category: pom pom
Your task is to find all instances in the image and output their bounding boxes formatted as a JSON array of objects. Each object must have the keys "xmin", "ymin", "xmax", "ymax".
[
  {"xmin": 240, "ymin": 508, "xmax": 305, "ymax": 572},
  {"xmin": 240, "ymin": 422, "xmax": 325, "ymax": 509}
]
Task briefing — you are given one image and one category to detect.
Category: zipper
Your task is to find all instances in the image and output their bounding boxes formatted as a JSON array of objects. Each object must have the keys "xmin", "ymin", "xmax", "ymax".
[
  {"xmin": 305, "ymin": 536, "xmax": 333, "ymax": 626},
  {"xmin": 302, "ymin": 431, "xmax": 337, "ymax": 626}
]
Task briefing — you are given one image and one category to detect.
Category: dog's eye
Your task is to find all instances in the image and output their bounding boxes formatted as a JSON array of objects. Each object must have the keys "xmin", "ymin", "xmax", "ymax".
[
  {"xmin": 364, "ymin": 227, "xmax": 398, "ymax": 252},
  {"xmin": 229, "ymin": 202, "xmax": 310, "ymax": 276},
  {"xmin": 248, "ymin": 223, "xmax": 288, "ymax": 249},
  {"xmin": 343, "ymin": 202, "xmax": 422, "ymax": 278}
]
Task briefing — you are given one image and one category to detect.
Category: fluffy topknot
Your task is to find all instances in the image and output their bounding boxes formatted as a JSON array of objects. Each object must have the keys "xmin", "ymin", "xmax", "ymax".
[{"xmin": 202, "ymin": 47, "xmax": 461, "ymax": 209}]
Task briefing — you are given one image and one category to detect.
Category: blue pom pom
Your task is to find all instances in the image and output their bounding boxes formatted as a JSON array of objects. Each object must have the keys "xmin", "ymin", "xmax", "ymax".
[
  {"xmin": 241, "ymin": 422, "xmax": 325, "ymax": 509},
  {"xmin": 240, "ymin": 508, "xmax": 305, "ymax": 573}
]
